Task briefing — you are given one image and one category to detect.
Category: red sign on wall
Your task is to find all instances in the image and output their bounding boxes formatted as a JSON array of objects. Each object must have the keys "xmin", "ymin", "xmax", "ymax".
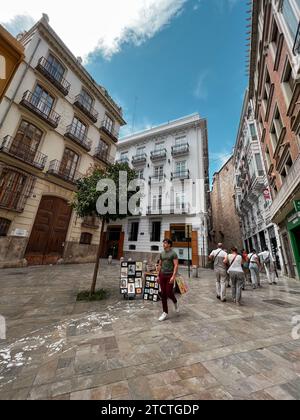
[{"xmin": 263, "ymin": 188, "xmax": 271, "ymax": 200}]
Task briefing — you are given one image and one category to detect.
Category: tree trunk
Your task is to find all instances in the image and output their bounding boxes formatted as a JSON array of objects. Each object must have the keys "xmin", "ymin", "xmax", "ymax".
[{"xmin": 90, "ymin": 219, "xmax": 106, "ymax": 296}]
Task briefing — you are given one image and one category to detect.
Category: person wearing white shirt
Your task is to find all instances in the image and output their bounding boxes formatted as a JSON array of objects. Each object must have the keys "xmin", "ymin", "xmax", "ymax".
[
  {"xmin": 259, "ymin": 248, "xmax": 277, "ymax": 285},
  {"xmin": 209, "ymin": 243, "xmax": 228, "ymax": 302},
  {"xmin": 248, "ymin": 250, "xmax": 261, "ymax": 289},
  {"xmin": 224, "ymin": 247, "xmax": 244, "ymax": 306}
]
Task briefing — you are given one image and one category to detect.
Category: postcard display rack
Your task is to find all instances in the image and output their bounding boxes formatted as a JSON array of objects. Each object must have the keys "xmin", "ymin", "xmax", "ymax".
[
  {"xmin": 143, "ymin": 273, "xmax": 160, "ymax": 302},
  {"xmin": 120, "ymin": 261, "xmax": 160, "ymax": 301},
  {"xmin": 120, "ymin": 261, "xmax": 144, "ymax": 299}
]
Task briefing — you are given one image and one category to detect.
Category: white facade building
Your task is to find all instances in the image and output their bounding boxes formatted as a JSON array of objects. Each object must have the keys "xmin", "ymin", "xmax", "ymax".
[
  {"xmin": 106, "ymin": 114, "xmax": 210, "ymax": 267},
  {"xmin": 234, "ymin": 90, "xmax": 284, "ymax": 269}
]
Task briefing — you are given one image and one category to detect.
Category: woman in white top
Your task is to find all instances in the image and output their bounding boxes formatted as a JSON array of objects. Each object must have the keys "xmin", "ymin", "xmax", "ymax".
[{"xmin": 224, "ymin": 247, "xmax": 244, "ymax": 306}]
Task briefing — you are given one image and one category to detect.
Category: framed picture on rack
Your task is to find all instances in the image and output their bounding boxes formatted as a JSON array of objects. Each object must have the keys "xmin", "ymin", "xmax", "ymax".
[
  {"xmin": 136, "ymin": 262, "xmax": 143, "ymax": 271},
  {"xmin": 143, "ymin": 273, "xmax": 160, "ymax": 302},
  {"xmin": 121, "ymin": 267, "xmax": 128, "ymax": 277},
  {"xmin": 135, "ymin": 278, "xmax": 142, "ymax": 289},
  {"xmin": 128, "ymin": 283, "xmax": 135, "ymax": 295},
  {"xmin": 128, "ymin": 264, "xmax": 136, "ymax": 276}
]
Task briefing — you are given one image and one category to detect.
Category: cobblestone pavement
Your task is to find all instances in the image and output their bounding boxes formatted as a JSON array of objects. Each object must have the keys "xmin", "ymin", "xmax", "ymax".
[{"xmin": 0, "ymin": 262, "xmax": 300, "ymax": 400}]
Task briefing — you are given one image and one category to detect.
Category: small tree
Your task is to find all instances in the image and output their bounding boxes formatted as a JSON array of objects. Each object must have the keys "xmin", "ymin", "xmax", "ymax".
[{"xmin": 72, "ymin": 163, "xmax": 138, "ymax": 296}]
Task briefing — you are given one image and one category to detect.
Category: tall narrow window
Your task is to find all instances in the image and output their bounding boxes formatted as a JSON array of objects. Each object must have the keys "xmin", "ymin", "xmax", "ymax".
[
  {"xmin": 0, "ymin": 170, "xmax": 27, "ymax": 210},
  {"xmin": 151, "ymin": 221, "xmax": 161, "ymax": 242},
  {"xmin": 104, "ymin": 115, "xmax": 114, "ymax": 133},
  {"xmin": 61, "ymin": 148, "xmax": 79, "ymax": 179},
  {"xmin": 176, "ymin": 161, "xmax": 187, "ymax": 175},
  {"xmin": 71, "ymin": 117, "xmax": 87, "ymax": 141},
  {"xmin": 249, "ymin": 123, "xmax": 258, "ymax": 140},
  {"xmin": 98, "ymin": 139, "xmax": 109, "ymax": 156},
  {"xmin": 12, "ymin": 120, "xmax": 43, "ymax": 161},
  {"xmin": 129, "ymin": 222, "xmax": 139, "ymax": 242},
  {"xmin": 282, "ymin": 59, "xmax": 295, "ymax": 103},
  {"xmin": 48, "ymin": 54, "xmax": 65, "ymax": 82},
  {"xmin": 33, "ymin": 85, "xmax": 54, "ymax": 117},
  {"xmin": 255, "ymin": 154, "xmax": 264, "ymax": 176},
  {"xmin": 81, "ymin": 90, "xmax": 93, "ymax": 111},
  {"xmin": 154, "ymin": 166, "xmax": 164, "ymax": 180}
]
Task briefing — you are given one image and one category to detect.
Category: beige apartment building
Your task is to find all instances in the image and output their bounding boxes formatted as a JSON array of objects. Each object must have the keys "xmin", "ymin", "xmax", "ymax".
[{"xmin": 0, "ymin": 15, "xmax": 125, "ymax": 268}]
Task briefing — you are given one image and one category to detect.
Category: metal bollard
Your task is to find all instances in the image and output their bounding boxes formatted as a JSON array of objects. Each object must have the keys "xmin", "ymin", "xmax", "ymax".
[
  {"xmin": 192, "ymin": 266, "xmax": 198, "ymax": 278},
  {"xmin": 108, "ymin": 255, "xmax": 113, "ymax": 265}
]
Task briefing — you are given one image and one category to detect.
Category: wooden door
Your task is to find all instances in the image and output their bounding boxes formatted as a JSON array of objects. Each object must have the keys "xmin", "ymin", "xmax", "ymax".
[
  {"xmin": 25, "ymin": 196, "xmax": 72, "ymax": 265},
  {"xmin": 192, "ymin": 231, "xmax": 199, "ymax": 266}
]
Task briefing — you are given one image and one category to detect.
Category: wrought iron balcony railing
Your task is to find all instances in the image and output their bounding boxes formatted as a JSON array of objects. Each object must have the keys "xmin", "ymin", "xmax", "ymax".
[
  {"xmin": 74, "ymin": 94, "xmax": 98, "ymax": 123},
  {"xmin": 64, "ymin": 123, "xmax": 92, "ymax": 151},
  {"xmin": 150, "ymin": 149, "xmax": 167, "ymax": 161},
  {"xmin": 132, "ymin": 153, "xmax": 147, "ymax": 165},
  {"xmin": 36, "ymin": 57, "xmax": 71, "ymax": 96},
  {"xmin": 47, "ymin": 160, "xmax": 83, "ymax": 184},
  {"xmin": 149, "ymin": 174, "xmax": 166, "ymax": 184},
  {"xmin": 116, "ymin": 157, "xmax": 130, "ymax": 164},
  {"xmin": 171, "ymin": 170, "xmax": 190, "ymax": 181},
  {"xmin": 171, "ymin": 143, "xmax": 190, "ymax": 157},
  {"xmin": 147, "ymin": 203, "xmax": 190, "ymax": 215},
  {"xmin": 20, "ymin": 91, "xmax": 61, "ymax": 128},
  {"xmin": 0, "ymin": 136, "xmax": 47, "ymax": 170},
  {"xmin": 100, "ymin": 122, "xmax": 119, "ymax": 143},
  {"xmin": 94, "ymin": 148, "xmax": 115, "ymax": 166}
]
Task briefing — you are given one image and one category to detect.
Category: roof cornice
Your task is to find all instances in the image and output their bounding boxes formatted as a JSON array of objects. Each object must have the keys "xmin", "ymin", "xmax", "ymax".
[{"xmin": 21, "ymin": 17, "xmax": 126, "ymax": 126}]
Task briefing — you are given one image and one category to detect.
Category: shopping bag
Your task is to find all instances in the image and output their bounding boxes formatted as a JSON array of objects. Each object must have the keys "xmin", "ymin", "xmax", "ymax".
[{"xmin": 175, "ymin": 275, "xmax": 189, "ymax": 295}]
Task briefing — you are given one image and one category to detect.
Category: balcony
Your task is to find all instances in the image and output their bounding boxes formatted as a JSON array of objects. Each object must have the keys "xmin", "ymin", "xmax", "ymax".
[
  {"xmin": 36, "ymin": 57, "xmax": 71, "ymax": 96},
  {"xmin": 249, "ymin": 171, "xmax": 266, "ymax": 196},
  {"xmin": 150, "ymin": 149, "xmax": 167, "ymax": 162},
  {"xmin": 116, "ymin": 157, "xmax": 130, "ymax": 165},
  {"xmin": 0, "ymin": 136, "xmax": 47, "ymax": 170},
  {"xmin": 270, "ymin": 155, "xmax": 300, "ymax": 220},
  {"xmin": 47, "ymin": 160, "xmax": 83, "ymax": 185},
  {"xmin": 100, "ymin": 122, "xmax": 119, "ymax": 143},
  {"xmin": 20, "ymin": 91, "xmax": 61, "ymax": 128},
  {"xmin": 0, "ymin": 190, "xmax": 26, "ymax": 212},
  {"xmin": 64, "ymin": 124, "xmax": 92, "ymax": 152},
  {"xmin": 132, "ymin": 153, "xmax": 147, "ymax": 165},
  {"xmin": 147, "ymin": 204, "xmax": 190, "ymax": 215},
  {"xmin": 74, "ymin": 94, "xmax": 98, "ymax": 123},
  {"xmin": 171, "ymin": 144, "xmax": 189, "ymax": 157},
  {"xmin": 171, "ymin": 170, "xmax": 190, "ymax": 181},
  {"xmin": 149, "ymin": 175, "xmax": 165, "ymax": 184},
  {"xmin": 94, "ymin": 148, "xmax": 114, "ymax": 166}
]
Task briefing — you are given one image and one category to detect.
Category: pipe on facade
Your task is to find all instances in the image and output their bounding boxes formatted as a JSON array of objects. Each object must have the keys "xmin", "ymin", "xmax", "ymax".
[{"xmin": 0, "ymin": 38, "xmax": 41, "ymax": 129}]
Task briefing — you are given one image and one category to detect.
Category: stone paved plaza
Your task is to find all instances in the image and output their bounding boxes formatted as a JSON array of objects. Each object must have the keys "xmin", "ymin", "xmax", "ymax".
[{"xmin": 0, "ymin": 262, "xmax": 300, "ymax": 400}]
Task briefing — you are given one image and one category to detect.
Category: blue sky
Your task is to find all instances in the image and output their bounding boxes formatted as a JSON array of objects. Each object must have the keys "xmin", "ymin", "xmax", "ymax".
[
  {"xmin": 85, "ymin": 0, "xmax": 248, "ymax": 176},
  {"xmin": 2, "ymin": 0, "xmax": 247, "ymax": 177}
]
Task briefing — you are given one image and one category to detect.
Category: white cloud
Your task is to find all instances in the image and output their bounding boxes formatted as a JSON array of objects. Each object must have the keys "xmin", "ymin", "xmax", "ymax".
[
  {"xmin": 194, "ymin": 71, "xmax": 209, "ymax": 100},
  {"xmin": 1, "ymin": 0, "xmax": 188, "ymax": 61},
  {"xmin": 211, "ymin": 150, "xmax": 233, "ymax": 168}
]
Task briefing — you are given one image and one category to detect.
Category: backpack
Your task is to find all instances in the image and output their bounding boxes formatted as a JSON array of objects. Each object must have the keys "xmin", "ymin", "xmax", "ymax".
[{"xmin": 264, "ymin": 253, "xmax": 271, "ymax": 265}]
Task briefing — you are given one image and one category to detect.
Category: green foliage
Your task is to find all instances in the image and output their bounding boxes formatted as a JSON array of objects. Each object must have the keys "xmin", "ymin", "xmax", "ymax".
[
  {"xmin": 72, "ymin": 163, "xmax": 138, "ymax": 222},
  {"xmin": 77, "ymin": 289, "xmax": 109, "ymax": 302}
]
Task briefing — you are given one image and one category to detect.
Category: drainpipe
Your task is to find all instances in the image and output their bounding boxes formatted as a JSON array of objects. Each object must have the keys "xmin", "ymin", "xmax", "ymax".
[{"xmin": 0, "ymin": 38, "xmax": 41, "ymax": 129}]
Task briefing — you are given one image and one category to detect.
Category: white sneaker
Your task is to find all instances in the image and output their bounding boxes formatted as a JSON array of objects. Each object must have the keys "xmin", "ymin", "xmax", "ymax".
[
  {"xmin": 158, "ymin": 312, "xmax": 168, "ymax": 322},
  {"xmin": 174, "ymin": 302, "xmax": 180, "ymax": 314}
]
